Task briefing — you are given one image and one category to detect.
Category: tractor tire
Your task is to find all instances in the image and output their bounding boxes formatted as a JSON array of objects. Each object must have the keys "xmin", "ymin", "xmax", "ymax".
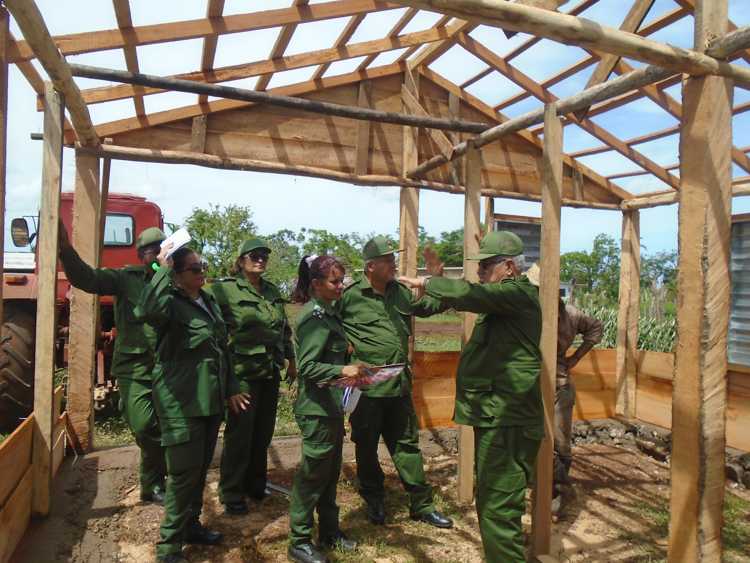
[{"xmin": 0, "ymin": 307, "xmax": 35, "ymax": 433}]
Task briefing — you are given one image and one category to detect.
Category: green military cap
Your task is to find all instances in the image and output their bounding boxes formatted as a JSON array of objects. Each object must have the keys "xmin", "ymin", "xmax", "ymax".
[
  {"xmin": 362, "ymin": 235, "xmax": 403, "ymax": 261},
  {"xmin": 238, "ymin": 237, "xmax": 271, "ymax": 257},
  {"xmin": 135, "ymin": 227, "xmax": 166, "ymax": 250},
  {"xmin": 469, "ymin": 230, "xmax": 524, "ymax": 260}
]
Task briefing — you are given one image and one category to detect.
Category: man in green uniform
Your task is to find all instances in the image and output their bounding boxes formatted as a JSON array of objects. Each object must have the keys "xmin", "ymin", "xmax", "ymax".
[
  {"xmin": 400, "ymin": 231, "xmax": 543, "ymax": 563},
  {"xmin": 208, "ymin": 238, "xmax": 296, "ymax": 514},
  {"xmin": 338, "ymin": 236, "xmax": 453, "ymax": 529},
  {"xmin": 58, "ymin": 223, "xmax": 167, "ymax": 504}
]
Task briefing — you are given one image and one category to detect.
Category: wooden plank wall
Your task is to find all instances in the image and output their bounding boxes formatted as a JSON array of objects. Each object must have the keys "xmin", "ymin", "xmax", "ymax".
[
  {"xmin": 412, "ymin": 349, "xmax": 750, "ymax": 452},
  {"xmin": 0, "ymin": 416, "xmax": 33, "ymax": 563},
  {"xmin": 110, "ymin": 74, "xmax": 619, "ymax": 204},
  {"xmin": 0, "ymin": 388, "xmax": 66, "ymax": 563}
]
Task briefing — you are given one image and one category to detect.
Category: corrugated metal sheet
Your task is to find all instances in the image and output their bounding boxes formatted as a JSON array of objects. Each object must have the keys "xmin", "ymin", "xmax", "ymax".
[
  {"xmin": 494, "ymin": 219, "xmax": 542, "ymax": 265},
  {"xmin": 729, "ymin": 219, "xmax": 750, "ymax": 366}
]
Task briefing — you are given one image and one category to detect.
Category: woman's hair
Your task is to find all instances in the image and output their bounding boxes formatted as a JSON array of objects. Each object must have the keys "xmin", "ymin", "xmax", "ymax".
[
  {"xmin": 230, "ymin": 255, "xmax": 244, "ymax": 276},
  {"xmin": 292, "ymin": 255, "xmax": 345, "ymax": 303},
  {"xmin": 172, "ymin": 247, "xmax": 197, "ymax": 273}
]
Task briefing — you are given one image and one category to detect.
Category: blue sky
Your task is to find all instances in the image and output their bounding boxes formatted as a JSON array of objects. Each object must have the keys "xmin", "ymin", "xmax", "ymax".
[{"xmin": 4, "ymin": 0, "xmax": 750, "ymax": 256}]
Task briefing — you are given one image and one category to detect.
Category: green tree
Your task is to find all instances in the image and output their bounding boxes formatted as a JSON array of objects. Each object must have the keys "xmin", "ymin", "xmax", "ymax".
[
  {"xmin": 300, "ymin": 228, "xmax": 365, "ymax": 271},
  {"xmin": 434, "ymin": 228, "xmax": 464, "ymax": 266},
  {"xmin": 561, "ymin": 234, "xmax": 620, "ymax": 304},
  {"xmin": 184, "ymin": 203, "xmax": 257, "ymax": 278},
  {"xmin": 264, "ymin": 229, "xmax": 304, "ymax": 296}
]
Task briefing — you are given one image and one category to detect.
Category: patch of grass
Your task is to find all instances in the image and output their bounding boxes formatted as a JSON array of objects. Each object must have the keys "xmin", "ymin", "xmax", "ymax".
[
  {"xmin": 0, "ymin": 433, "xmax": 7, "ymax": 444},
  {"xmin": 415, "ymin": 334, "xmax": 461, "ymax": 352},
  {"xmin": 275, "ymin": 387, "xmax": 300, "ymax": 437},
  {"xmin": 619, "ymin": 491, "xmax": 750, "ymax": 563},
  {"xmin": 416, "ymin": 311, "xmax": 461, "ymax": 324},
  {"xmin": 95, "ymin": 414, "xmax": 134, "ymax": 448}
]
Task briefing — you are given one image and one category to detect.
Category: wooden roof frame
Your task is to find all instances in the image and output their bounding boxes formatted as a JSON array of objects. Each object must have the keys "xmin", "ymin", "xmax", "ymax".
[
  {"xmin": 2, "ymin": 3, "xmax": 747, "ymax": 560},
  {"xmin": 3, "ymin": 0, "xmax": 749, "ymax": 208}
]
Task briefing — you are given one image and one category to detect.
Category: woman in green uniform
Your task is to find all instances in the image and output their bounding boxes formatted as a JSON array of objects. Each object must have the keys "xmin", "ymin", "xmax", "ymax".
[
  {"xmin": 209, "ymin": 238, "xmax": 296, "ymax": 515},
  {"xmin": 135, "ymin": 245, "xmax": 249, "ymax": 563},
  {"xmin": 287, "ymin": 255, "xmax": 363, "ymax": 563}
]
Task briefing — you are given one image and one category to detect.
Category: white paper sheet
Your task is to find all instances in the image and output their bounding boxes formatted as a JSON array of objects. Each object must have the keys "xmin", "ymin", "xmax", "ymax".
[{"xmin": 160, "ymin": 227, "xmax": 191, "ymax": 259}]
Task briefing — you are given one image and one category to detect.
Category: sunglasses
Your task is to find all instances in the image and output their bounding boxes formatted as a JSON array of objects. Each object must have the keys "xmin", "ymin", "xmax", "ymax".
[
  {"xmin": 179, "ymin": 263, "xmax": 208, "ymax": 274},
  {"xmin": 246, "ymin": 251, "xmax": 270, "ymax": 262},
  {"xmin": 478, "ymin": 257, "xmax": 507, "ymax": 270}
]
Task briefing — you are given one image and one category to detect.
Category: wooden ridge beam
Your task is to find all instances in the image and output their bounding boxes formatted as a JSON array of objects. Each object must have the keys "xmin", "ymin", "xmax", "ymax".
[
  {"xmin": 455, "ymin": 33, "xmax": 680, "ymax": 189},
  {"xmin": 5, "ymin": 0, "xmax": 99, "ymax": 147},
  {"xmin": 256, "ymin": 0, "xmax": 310, "ymax": 92},
  {"xmin": 574, "ymin": 0, "xmax": 656, "ymax": 120},
  {"xmin": 88, "ymin": 61, "xmax": 407, "ymax": 139},
  {"xmin": 8, "ymin": 0, "xmax": 397, "ymax": 63},
  {"xmin": 198, "ymin": 0, "xmax": 226, "ymax": 104},
  {"xmin": 70, "ymin": 25, "xmax": 458, "ymax": 107},
  {"xmin": 390, "ymin": 0, "xmax": 750, "ymax": 84},
  {"xmin": 418, "ymin": 65, "xmax": 630, "ymax": 202},
  {"xmin": 112, "ymin": 0, "xmax": 145, "ymax": 116},
  {"xmin": 70, "ymin": 63, "xmax": 492, "ymax": 133}
]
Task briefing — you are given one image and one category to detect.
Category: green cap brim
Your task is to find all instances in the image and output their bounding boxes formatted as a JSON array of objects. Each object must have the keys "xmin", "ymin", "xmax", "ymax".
[{"xmin": 468, "ymin": 252, "xmax": 500, "ymax": 260}]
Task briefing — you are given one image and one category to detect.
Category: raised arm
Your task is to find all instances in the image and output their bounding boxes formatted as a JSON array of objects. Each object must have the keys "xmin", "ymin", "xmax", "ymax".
[
  {"xmin": 58, "ymin": 222, "xmax": 120, "ymax": 295},
  {"xmin": 133, "ymin": 266, "xmax": 173, "ymax": 330},
  {"xmin": 424, "ymin": 277, "xmax": 533, "ymax": 316}
]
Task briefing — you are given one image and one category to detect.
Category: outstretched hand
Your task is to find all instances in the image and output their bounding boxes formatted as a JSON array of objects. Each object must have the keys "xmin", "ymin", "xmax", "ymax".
[
  {"xmin": 398, "ymin": 276, "xmax": 428, "ymax": 290},
  {"xmin": 336, "ymin": 364, "xmax": 368, "ymax": 387},
  {"xmin": 156, "ymin": 242, "xmax": 174, "ymax": 268},
  {"xmin": 423, "ymin": 246, "xmax": 444, "ymax": 277}
]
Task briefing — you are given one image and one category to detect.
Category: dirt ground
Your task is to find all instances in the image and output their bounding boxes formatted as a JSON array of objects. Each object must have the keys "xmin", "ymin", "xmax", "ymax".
[{"xmin": 12, "ymin": 429, "xmax": 750, "ymax": 563}]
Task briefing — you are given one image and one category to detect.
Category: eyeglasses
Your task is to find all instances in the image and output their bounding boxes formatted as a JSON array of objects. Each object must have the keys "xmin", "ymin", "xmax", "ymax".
[
  {"xmin": 247, "ymin": 251, "xmax": 269, "ymax": 262},
  {"xmin": 478, "ymin": 257, "xmax": 507, "ymax": 270},
  {"xmin": 179, "ymin": 263, "xmax": 208, "ymax": 274}
]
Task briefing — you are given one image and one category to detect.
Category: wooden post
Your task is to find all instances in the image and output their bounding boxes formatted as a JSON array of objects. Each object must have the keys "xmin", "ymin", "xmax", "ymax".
[
  {"xmin": 66, "ymin": 153, "xmax": 101, "ymax": 451},
  {"xmin": 615, "ymin": 210, "xmax": 640, "ymax": 418},
  {"xmin": 668, "ymin": 1, "xmax": 732, "ymax": 561},
  {"xmin": 531, "ymin": 103, "xmax": 563, "ymax": 556},
  {"xmin": 0, "ymin": 8, "xmax": 9, "ymax": 326},
  {"xmin": 32, "ymin": 83, "xmax": 64, "ymax": 517},
  {"xmin": 484, "ymin": 196, "xmax": 494, "ymax": 234},
  {"xmin": 189, "ymin": 115, "xmax": 207, "ymax": 153},
  {"xmin": 355, "ymin": 81, "xmax": 372, "ymax": 176},
  {"xmin": 399, "ymin": 70, "xmax": 420, "ymax": 278},
  {"xmin": 458, "ymin": 144, "xmax": 482, "ymax": 503}
]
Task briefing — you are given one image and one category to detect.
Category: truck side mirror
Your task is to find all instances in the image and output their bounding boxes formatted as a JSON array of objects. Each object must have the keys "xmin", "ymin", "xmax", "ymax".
[{"xmin": 10, "ymin": 218, "xmax": 30, "ymax": 247}]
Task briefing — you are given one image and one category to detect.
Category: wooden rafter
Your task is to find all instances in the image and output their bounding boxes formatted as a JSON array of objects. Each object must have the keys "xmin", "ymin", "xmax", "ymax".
[
  {"xmin": 5, "ymin": 0, "xmax": 99, "ymax": 147},
  {"xmin": 418, "ymin": 66, "xmax": 631, "ymax": 201},
  {"xmin": 312, "ymin": 13, "xmax": 367, "ymax": 80},
  {"xmin": 394, "ymin": 14, "xmax": 451, "ymax": 66},
  {"xmin": 69, "ymin": 25, "xmax": 456, "ymax": 107},
  {"xmin": 492, "ymin": 4, "xmax": 688, "ymax": 113},
  {"xmin": 198, "ymin": 0, "xmax": 226, "ymax": 104},
  {"xmin": 111, "ymin": 0, "xmax": 145, "ymax": 116},
  {"xmin": 461, "ymin": 0, "xmax": 601, "ymax": 90},
  {"xmin": 85, "ymin": 61, "xmax": 407, "ymax": 139},
  {"xmin": 574, "ymin": 0, "xmax": 656, "ymax": 120},
  {"xmin": 407, "ymin": 19, "xmax": 475, "ymax": 70},
  {"xmin": 8, "ymin": 0, "xmax": 397, "ymax": 63},
  {"xmin": 391, "ymin": 0, "xmax": 750, "ymax": 84},
  {"xmin": 355, "ymin": 7, "xmax": 419, "ymax": 72},
  {"xmin": 456, "ymin": 33, "xmax": 680, "ymax": 188},
  {"xmin": 256, "ymin": 0, "xmax": 310, "ymax": 92}
]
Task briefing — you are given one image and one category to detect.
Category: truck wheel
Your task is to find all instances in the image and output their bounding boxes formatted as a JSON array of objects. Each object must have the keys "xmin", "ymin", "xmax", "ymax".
[{"xmin": 0, "ymin": 307, "xmax": 35, "ymax": 432}]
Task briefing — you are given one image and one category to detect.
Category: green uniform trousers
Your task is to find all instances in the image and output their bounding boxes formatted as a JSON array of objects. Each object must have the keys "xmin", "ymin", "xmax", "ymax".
[
  {"xmin": 288, "ymin": 415, "xmax": 344, "ymax": 546},
  {"xmin": 219, "ymin": 375, "xmax": 280, "ymax": 503},
  {"xmin": 349, "ymin": 394, "xmax": 433, "ymax": 515},
  {"xmin": 118, "ymin": 378, "xmax": 166, "ymax": 495},
  {"xmin": 474, "ymin": 425, "xmax": 543, "ymax": 563},
  {"xmin": 157, "ymin": 415, "xmax": 222, "ymax": 558}
]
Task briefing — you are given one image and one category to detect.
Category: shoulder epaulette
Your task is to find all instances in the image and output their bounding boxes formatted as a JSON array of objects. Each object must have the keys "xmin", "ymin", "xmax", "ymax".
[{"xmin": 297, "ymin": 302, "xmax": 325, "ymax": 328}]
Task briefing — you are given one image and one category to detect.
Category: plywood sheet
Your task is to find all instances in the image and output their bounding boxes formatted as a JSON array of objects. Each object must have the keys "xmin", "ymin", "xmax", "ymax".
[
  {"xmin": 0, "ymin": 416, "xmax": 33, "ymax": 508},
  {"xmin": 0, "ymin": 466, "xmax": 32, "ymax": 563}
]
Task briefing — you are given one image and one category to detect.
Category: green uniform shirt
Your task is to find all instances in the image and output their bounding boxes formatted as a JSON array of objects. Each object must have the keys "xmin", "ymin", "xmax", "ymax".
[
  {"xmin": 425, "ymin": 276, "xmax": 542, "ymax": 428},
  {"xmin": 338, "ymin": 277, "xmax": 443, "ymax": 398},
  {"xmin": 293, "ymin": 299, "xmax": 347, "ymax": 418},
  {"xmin": 59, "ymin": 246, "xmax": 157, "ymax": 381},
  {"xmin": 206, "ymin": 276, "xmax": 294, "ymax": 381},
  {"xmin": 134, "ymin": 267, "xmax": 239, "ymax": 431}
]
